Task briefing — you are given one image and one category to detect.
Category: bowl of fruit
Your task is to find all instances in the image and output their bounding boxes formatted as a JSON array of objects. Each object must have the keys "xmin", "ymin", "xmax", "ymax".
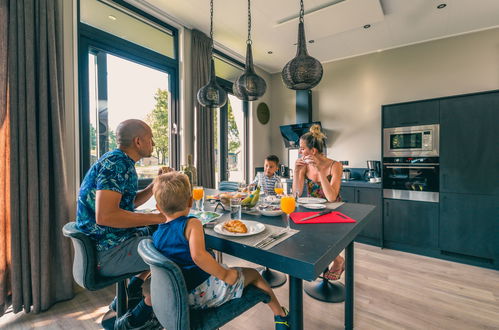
[{"xmin": 256, "ymin": 204, "xmax": 283, "ymax": 216}]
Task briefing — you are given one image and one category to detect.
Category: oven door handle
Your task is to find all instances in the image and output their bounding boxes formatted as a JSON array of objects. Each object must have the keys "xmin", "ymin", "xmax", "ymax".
[{"xmin": 385, "ymin": 165, "xmax": 437, "ymax": 169}]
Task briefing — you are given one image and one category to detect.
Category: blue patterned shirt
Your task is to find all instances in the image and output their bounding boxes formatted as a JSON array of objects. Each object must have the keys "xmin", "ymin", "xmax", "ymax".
[{"xmin": 76, "ymin": 149, "xmax": 142, "ymax": 251}]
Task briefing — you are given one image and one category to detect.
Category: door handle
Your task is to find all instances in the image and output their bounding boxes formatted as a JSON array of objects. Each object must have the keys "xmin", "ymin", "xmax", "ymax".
[{"xmin": 385, "ymin": 166, "xmax": 437, "ymax": 169}]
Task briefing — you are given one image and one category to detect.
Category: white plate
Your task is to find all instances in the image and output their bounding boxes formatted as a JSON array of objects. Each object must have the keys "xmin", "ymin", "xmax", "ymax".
[
  {"xmin": 302, "ymin": 203, "xmax": 326, "ymax": 210},
  {"xmin": 297, "ymin": 197, "xmax": 327, "ymax": 204},
  {"xmin": 257, "ymin": 205, "xmax": 284, "ymax": 216},
  {"xmin": 214, "ymin": 220, "xmax": 265, "ymax": 237}
]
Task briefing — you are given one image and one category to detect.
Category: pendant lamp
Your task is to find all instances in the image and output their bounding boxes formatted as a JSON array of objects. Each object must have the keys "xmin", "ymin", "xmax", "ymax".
[
  {"xmin": 233, "ymin": 0, "xmax": 267, "ymax": 101},
  {"xmin": 197, "ymin": 0, "xmax": 227, "ymax": 108},
  {"xmin": 281, "ymin": 0, "xmax": 323, "ymax": 90}
]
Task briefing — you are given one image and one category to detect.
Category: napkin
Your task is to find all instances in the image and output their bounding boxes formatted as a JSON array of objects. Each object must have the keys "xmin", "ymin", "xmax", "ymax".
[{"xmin": 290, "ymin": 211, "xmax": 356, "ymax": 224}]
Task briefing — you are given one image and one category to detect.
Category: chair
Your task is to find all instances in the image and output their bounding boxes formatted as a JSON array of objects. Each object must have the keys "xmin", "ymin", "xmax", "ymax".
[
  {"xmin": 218, "ymin": 181, "xmax": 239, "ymax": 192},
  {"xmin": 62, "ymin": 222, "xmax": 141, "ymax": 320},
  {"xmin": 137, "ymin": 239, "xmax": 270, "ymax": 330}
]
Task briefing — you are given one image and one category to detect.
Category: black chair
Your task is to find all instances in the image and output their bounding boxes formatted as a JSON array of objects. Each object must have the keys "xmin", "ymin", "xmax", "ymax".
[
  {"xmin": 138, "ymin": 239, "xmax": 270, "ymax": 330},
  {"xmin": 62, "ymin": 222, "xmax": 141, "ymax": 325},
  {"xmin": 304, "ymin": 268, "xmax": 345, "ymax": 303}
]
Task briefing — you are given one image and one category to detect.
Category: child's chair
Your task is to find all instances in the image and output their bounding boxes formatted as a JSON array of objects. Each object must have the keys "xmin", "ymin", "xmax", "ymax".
[{"xmin": 138, "ymin": 238, "xmax": 270, "ymax": 330}]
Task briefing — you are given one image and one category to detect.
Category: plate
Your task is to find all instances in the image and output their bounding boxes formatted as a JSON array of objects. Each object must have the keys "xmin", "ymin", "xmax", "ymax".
[
  {"xmin": 214, "ymin": 220, "xmax": 265, "ymax": 237},
  {"xmin": 297, "ymin": 197, "xmax": 327, "ymax": 204},
  {"xmin": 257, "ymin": 205, "xmax": 284, "ymax": 216},
  {"xmin": 302, "ymin": 203, "xmax": 326, "ymax": 210}
]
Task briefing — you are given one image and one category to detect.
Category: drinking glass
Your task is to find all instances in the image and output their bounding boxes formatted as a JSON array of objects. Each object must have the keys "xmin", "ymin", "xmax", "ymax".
[
  {"xmin": 192, "ymin": 186, "xmax": 204, "ymax": 211},
  {"xmin": 230, "ymin": 197, "xmax": 242, "ymax": 220},
  {"xmin": 280, "ymin": 194, "xmax": 296, "ymax": 231},
  {"xmin": 274, "ymin": 180, "xmax": 284, "ymax": 196}
]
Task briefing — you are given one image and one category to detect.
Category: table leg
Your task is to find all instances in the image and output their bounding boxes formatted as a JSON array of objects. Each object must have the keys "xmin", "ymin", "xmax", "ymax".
[
  {"xmin": 289, "ymin": 276, "xmax": 303, "ymax": 330},
  {"xmin": 345, "ymin": 241, "xmax": 354, "ymax": 330}
]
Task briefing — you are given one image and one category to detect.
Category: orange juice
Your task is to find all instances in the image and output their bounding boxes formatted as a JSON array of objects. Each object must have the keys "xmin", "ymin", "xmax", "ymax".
[
  {"xmin": 280, "ymin": 196, "xmax": 296, "ymax": 215},
  {"xmin": 274, "ymin": 187, "xmax": 284, "ymax": 195},
  {"xmin": 192, "ymin": 187, "xmax": 204, "ymax": 201}
]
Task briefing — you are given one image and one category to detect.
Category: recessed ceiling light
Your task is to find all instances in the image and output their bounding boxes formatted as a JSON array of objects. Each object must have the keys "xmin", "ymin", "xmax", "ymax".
[
  {"xmin": 108, "ymin": 15, "xmax": 117, "ymax": 21},
  {"xmin": 267, "ymin": 51, "xmax": 273, "ymax": 54},
  {"xmin": 363, "ymin": 24, "xmax": 371, "ymax": 29},
  {"xmin": 437, "ymin": 4, "xmax": 446, "ymax": 9},
  {"xmin": 308, "ymin": 40, "xmax": 315, "ymax": 44}
]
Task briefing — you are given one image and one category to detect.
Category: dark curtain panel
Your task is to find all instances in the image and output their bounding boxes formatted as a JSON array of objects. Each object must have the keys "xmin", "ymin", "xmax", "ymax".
[
  {"xmin": 6, "ymin": 0, "xmax": 73, "ymax": 315},
  {"xmin": 191, "ymin": 29, "xmax": 216, "ymax": 188}
]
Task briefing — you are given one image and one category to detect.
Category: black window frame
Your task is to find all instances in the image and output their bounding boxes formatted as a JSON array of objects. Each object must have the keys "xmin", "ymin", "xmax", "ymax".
[{"xmin": 77, "ymin": 1, "xmax": 180, "ymax": 188}]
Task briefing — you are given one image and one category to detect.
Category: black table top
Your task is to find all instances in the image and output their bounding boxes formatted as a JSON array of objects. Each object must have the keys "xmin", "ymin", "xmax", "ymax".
[{"xmin": 204, "ymin": 197, "xmax": 375, "ymax": 281}]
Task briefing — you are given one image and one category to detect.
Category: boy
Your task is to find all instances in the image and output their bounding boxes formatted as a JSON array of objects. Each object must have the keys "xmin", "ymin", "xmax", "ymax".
[
  {"xmin": 152, "ymin": 172, "xmax": 290, "ymax": 329},
  {"xmin": 251, "ymin": 155, "xmax": 281, "ymax": 195}
]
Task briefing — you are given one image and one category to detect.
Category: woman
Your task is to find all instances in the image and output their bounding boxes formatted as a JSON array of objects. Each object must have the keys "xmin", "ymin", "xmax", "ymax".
[{"xmin": 292, "ymin": 124, "xmax": 344, "ymax": 281}]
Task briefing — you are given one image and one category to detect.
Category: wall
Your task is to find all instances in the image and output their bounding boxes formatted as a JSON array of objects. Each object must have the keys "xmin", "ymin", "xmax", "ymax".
[{"xmin": 268, "ymin": 28, "xmax": 499, "ymax": 168}]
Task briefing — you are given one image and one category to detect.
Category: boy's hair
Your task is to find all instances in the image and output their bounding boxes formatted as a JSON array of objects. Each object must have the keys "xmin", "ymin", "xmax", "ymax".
[
  {"xmin": 265, "ymin": 155, "xmax": 279, "ymax": 165},
  {"xmin": 153, "ymin": 172, "xmax": 192, "ymax": 215}
]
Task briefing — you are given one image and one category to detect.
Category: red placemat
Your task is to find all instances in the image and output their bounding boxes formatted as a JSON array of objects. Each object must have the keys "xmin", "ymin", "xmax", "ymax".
[{"xmin": 290, "ymin": 211, "xmax": 356, "ymax": 224}]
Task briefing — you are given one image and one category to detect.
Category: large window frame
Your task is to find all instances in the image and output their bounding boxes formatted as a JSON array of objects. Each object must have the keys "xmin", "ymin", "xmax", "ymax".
[{"xmin": 77, "ymin": 2, "xmax": 179, "ymax": 187}]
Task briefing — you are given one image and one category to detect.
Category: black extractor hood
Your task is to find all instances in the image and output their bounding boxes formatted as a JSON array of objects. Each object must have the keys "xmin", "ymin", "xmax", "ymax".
[{"xmin": 280, "ymin": 90, "xmax": 318, "ymax": 148}]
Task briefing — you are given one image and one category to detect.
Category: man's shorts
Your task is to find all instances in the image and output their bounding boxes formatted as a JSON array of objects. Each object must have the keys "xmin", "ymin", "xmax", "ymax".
[
  {"xmin": 97, "ymin": 234, "xmax": 150, "ymax": 277},
  {"xmin": 188, "ymin": 267, "xmax": 245, "ymax": 309}
]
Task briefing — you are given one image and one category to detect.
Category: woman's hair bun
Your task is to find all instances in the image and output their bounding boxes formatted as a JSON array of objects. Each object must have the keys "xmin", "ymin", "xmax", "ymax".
[{"xmin": 309, "ymin": 124, "xmax": 326, "ymax": 140}]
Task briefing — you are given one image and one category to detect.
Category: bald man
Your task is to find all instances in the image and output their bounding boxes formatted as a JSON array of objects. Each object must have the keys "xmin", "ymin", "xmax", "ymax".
[{"xmin": 76, "ymin": 119, "xmax": 171, "ymax": 319}]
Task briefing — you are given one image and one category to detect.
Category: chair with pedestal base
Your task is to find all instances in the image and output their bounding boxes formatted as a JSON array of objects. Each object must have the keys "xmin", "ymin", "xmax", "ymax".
[{"xmin": 304, "ymin": 268, "xmax": 345, "ymax": 303}]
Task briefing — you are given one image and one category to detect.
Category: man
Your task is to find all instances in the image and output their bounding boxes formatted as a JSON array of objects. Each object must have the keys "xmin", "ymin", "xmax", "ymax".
[{"xmin": 76, "ymin": 119, "xmax": 169, "ymax": 328}]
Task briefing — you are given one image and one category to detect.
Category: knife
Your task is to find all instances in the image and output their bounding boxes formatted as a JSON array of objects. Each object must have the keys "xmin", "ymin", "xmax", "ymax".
[{"xmin": 298, "ymin": 209, "xmax": 334, "ymax": 222}]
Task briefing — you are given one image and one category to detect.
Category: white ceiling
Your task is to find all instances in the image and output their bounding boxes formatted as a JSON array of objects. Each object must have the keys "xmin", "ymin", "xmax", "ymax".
[{"xmin": 129, "ymin": 0, "xmax": 499, "ymax": 73}]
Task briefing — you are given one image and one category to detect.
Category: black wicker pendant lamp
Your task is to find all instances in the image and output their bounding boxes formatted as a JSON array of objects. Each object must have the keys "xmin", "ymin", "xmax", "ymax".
[
  {"xmin": 281, "ymin": 0, "xmax": 323, "ymax": 90},
  {"xmin": 233, "ymin": 0, "xmax": 267, "ymax": 101},
  {"xmin": 197, "ymin": 0, "xmax": 227, "ymax": 108}
]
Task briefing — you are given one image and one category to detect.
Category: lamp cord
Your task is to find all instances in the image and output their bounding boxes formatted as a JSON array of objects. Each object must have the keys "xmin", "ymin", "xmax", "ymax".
[
  {"xmin": 247, "ymin": 0, "xmax": 252, "ymax": 44},
  {"xmin": 300, "ymin": 0, "xmax": 304, "ymax": 23},
  {"xmin": 210, "ymin": 0, "xmax": 214, "ymax": 53}
]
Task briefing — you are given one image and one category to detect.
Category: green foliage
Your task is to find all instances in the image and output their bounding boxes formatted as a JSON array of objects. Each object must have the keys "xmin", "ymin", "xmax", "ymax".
[
  {"xmin": 109, "ymin": 130, "xmax": 117, "ymax": 150},
  {"xmin": 146, "ymin": 89, "xmax": 169, "ymax": 164},
  {"xmin": 227, "ymin": 101, "xmax": 240, "ymax": 153}
]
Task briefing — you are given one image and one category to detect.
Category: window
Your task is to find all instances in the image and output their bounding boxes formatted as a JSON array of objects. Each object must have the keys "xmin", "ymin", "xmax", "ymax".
[{"xmin": 79, "ymin": 0, "xmax": 179, "ymax": 184}]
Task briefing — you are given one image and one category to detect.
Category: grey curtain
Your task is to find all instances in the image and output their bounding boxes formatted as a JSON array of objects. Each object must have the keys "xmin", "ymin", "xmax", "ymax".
[
  {"xmin": 4, "ymin": 0, "xmax": 73, "ymax": 315},
  {"xmin": 191, "ymin": 29, "xmax": 216, "ymax": 188}
]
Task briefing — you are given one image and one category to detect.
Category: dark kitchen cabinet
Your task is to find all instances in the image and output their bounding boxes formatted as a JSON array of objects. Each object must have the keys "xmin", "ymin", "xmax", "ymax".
[
  {"xmin": 439, "ymin": 92, "xmax": 499, "ymax": 195},
  {"xmin": 383, "ymin": 100, "xmax": 439, "ymax": 128},
  {"xmin": 439, "ymin": 193, "xmax": 499, "ymax": 261},
  {"xmin": 341, "ymin": 186, "xmax": 382, "ymax": 245},
  {"xmin": 383, "ymin": 199, "xmax": 438, "ymax": 248}
]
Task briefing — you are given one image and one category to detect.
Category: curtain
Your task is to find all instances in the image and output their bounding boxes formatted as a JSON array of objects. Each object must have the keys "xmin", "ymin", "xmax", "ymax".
[
  {"xmin": 2, "ymin": 0, "xmax": 73, "ymax": 315},
  {"xmin": 191, "ymin": 29, "xmax": 216, "ymax": 188}
]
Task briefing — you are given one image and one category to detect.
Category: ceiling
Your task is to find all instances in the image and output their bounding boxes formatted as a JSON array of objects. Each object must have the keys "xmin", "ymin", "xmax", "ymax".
[{"xmin": 128, "ymin": 0, "xmax": 499, "ymax": 73}]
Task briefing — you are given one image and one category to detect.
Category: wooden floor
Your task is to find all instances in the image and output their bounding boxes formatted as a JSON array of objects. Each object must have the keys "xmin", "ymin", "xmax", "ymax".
[{"xmin": 1, "ymin": 243, "xmax": 498, "ymax": 329}]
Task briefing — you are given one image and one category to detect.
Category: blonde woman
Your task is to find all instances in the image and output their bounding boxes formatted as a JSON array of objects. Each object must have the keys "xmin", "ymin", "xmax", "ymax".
[{"xmin": 292, "ymin": 124, "xmax": 345, "ymax": 281}]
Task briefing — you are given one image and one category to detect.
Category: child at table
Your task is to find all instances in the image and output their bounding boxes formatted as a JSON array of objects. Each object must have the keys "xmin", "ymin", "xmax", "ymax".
[
  {"xmin": 152, "ymin": 172, "xmax": 290, "ymax": 329},
  {"xmin": 251, "ymin": 155, "xmax": 281, "ymax": 195}
]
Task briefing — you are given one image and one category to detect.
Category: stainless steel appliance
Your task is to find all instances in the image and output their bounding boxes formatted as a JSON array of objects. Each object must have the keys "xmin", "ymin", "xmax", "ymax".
[
  {"xmin": 383, "ymin": 124, "xmax": 439, "ymax": 158},
  {"xmin": 383, "ymin": 156, "xmax": 439, "ymax": 202},
  {"xmin": 365, "ymin": 160, "xmax": 381, "ymax": 180}
]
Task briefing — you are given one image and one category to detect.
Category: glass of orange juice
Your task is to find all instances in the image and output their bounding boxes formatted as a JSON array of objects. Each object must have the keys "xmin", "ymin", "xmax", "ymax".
[
  {"xmin": 192, "ymin": 186, "xmax": 204, "ymax": 211},
  {"xmin": 280, "ymin": 194, "xmax": 296, "ymax": 231},
  {"xmin": 274, "ymin": 180, "xmax": 284, "ymax": 196}
]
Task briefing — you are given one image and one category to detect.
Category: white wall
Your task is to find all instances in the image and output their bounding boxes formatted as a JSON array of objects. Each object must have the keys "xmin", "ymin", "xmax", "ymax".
[{"xmin": 268, "ymin": 28, "xmax": 499, "ymax": 168}]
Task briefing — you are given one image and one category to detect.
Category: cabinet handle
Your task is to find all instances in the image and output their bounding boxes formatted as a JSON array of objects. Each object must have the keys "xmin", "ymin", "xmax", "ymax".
[
  {"xmin": 356, "ymin": 189, "xmax": 360, "ymax": 203},
  {"xmin": 385, "ymin": 201, "xmax": 390, "ymax": 217}
]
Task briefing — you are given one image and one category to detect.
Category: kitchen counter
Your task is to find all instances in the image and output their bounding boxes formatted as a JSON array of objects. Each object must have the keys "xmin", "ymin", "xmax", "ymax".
[{"xmin": 341, "ymin": 179, "xmax": 382, "ymax": 189}]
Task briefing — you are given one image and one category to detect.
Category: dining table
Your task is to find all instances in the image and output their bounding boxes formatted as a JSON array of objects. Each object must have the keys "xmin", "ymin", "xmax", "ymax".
[{"xmin": 138, "ymin": 189, "xmax": 375, "ymax": 330}]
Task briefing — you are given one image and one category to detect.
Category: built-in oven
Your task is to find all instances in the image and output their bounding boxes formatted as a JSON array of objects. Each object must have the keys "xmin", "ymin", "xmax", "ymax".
[
  {"xmin": 383, "ymin": 157, "xmax": 439, "ymax": 202},
  {"xmin": 383, "ymin": 124, "xmax": 439, "ymax": 158}
]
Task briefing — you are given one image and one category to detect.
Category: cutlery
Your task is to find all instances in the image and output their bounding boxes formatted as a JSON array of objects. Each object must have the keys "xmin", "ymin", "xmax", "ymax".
[
  {"xmin": 298, "ymin": 209, "xmax": 333, "ymax": 222},
  {"xmin": 254, "ymin": 230, "xmax": 288, "ymax": 248}
]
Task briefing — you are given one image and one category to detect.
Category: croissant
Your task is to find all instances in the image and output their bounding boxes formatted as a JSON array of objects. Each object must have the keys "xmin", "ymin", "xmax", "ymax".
[{"xmin": 223, "ymin": 220, "xmax": 248, "ymax": 234}]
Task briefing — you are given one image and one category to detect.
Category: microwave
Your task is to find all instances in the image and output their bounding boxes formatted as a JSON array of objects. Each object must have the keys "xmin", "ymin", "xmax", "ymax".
[{"xmin": 383, "ymin": 124, "xmax": 439, "ymax": 157}]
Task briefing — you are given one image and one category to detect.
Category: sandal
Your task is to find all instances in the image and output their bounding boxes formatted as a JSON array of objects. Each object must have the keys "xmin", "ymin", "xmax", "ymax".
[{"xmin": 323, "ymin": 262, "xmax": 345, "ymax": 281}]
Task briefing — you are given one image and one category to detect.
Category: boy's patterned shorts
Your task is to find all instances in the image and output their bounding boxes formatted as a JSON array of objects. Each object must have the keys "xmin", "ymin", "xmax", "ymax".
[{"xmin": 188, "ymin": 266, "xmax": 245, "ymax": 309}]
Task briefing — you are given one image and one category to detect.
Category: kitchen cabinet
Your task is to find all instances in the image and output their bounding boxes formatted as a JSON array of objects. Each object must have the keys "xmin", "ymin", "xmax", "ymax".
[
  {"xmin": 340, "ymin": 186, "xmax": 382, "ymax": 245},
  {"xmin": 439, "ymin": 91, "xmax": 499, "ymax": 195},
  {"xmin": 439, "ymin": 193, "xmax": 498, "ymax": 262},
  {"xmin": 383, "ymin": 199, "xmax": 438, "ymax": 248},
  {"xmin": 382, "ymin": 100, "xmax": 439, "ymax": 128}
]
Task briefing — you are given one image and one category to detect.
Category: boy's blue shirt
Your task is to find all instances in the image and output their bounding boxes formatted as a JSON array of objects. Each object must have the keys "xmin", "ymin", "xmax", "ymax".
[{"xmin": 153, "ymin": 215, "xmax": 212, "ymax": 291}]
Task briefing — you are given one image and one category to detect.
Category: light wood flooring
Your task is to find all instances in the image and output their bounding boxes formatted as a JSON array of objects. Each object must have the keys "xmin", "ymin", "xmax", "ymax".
[{"xmin": 1, "ymin": 243, "xmax": 498, "ymax": 329}]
